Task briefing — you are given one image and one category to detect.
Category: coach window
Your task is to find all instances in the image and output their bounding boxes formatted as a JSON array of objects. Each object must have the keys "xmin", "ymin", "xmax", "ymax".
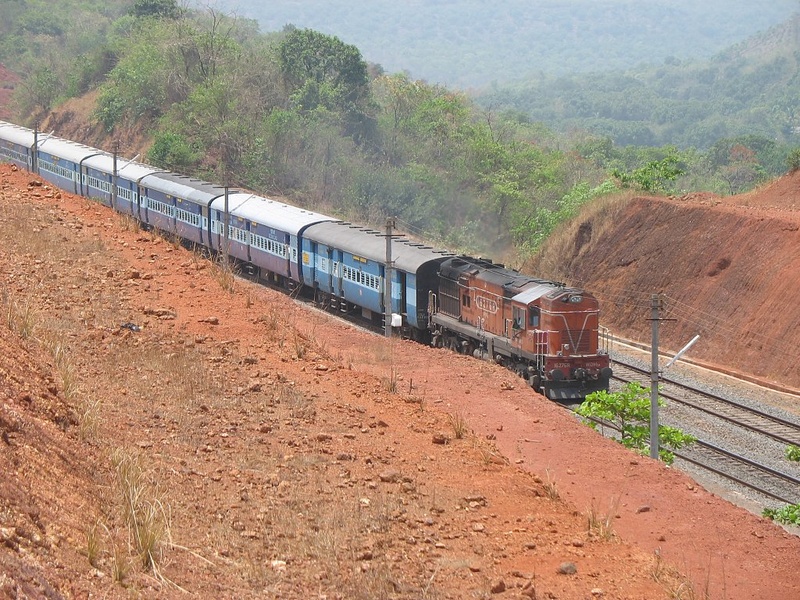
[{"xmin": 528, "ymin": 306, "xmax": 540, "ymax": 328}]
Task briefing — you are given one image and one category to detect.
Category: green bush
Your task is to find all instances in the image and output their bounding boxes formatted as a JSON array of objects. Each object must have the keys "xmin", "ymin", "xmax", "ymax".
[
  {"xmin": 576, "ymin": 382, "xmax": 696, "ymax": 465},
  {"xmin": 763, "ymin": 503, "xmax": 800, "ymax": 525},
  {"xmin": 786, "ymin": 149, "xmax": 800, "ymax": 173},
  {"xmin": 785, "ymin": 444, "xmax": 800, "ymax": 462}
]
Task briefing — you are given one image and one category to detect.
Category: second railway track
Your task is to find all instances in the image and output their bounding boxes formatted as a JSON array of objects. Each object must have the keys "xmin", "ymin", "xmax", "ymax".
[
  {"xmin": 611, "ymin": 357, "xmax": 800, "ymax": 447},
  {"xmin": 589, "ymin": 352, "xmax": 800, "ymax": 510}
]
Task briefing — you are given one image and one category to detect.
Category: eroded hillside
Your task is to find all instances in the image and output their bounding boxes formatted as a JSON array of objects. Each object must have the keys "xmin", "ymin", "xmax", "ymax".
[{"xmin": 533, "ymin": 176, "xmax": 800, "ymax": 391}]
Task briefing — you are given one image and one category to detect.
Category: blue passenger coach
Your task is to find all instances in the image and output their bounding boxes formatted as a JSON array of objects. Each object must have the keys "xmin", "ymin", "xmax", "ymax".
[
  {"xmin": 303, "ymin": 221, "xmax": 452, "ymax": 332},
  {"xmin": 36, "ymin": 137, "xmax": 100, "ymax": 195},
  {"xmin": 0, "ymin": 121, "xmax": 34, "ymax": 169},
  {"xmin": 138, "ymin": 172, "xmax": 227, "ymax": 246},
  {"xmin": 81, "ymin": 153, "xmax": 159, "ymax": 214}
]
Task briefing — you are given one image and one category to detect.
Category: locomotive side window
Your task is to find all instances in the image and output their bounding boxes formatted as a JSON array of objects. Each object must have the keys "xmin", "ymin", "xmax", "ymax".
[
  {"xmin": 462, "ymin": 294, "xmax": 471, "ymax": 307},
  {"xmin": 528, "ymin": 307, "xmax": 540, "ymax": 328},
  {"xmin": 512, "ymin": 306, "xmax": 524, "ymax": 330}
]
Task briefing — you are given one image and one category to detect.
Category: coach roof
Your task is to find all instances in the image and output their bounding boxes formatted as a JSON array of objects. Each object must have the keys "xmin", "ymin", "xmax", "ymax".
[
  {"xmin": 305, "ymin": 221, "xmax": 453, "ymax": 272},
  {"xmin": 225, "ymin": 193, "xmax": 336, "ymax": 234}
]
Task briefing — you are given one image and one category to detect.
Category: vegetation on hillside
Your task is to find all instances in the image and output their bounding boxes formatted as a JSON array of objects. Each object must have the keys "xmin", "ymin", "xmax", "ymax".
[
  {"xmin": 3, "ymin": 0, "xmax": 800, "ymax": 260},
  {"xmin": 478, "ymin": 15, "xmax": 800, "ymax": 154}
]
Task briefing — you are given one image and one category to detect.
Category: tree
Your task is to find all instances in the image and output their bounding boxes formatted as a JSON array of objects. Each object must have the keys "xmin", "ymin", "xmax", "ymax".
[
  {"xmin": 131, "ymin": 0, "xmax": 179, "ymax": 19},
  {"xmin": 720, "ymin": 144, "xmax": 761, "ymax": 194},
  {"xmin": 576, "ymin": 382, "xmax": 695, "ymax": 465},
  {"xmin": 278, "ymin": 29, "xmax": 370, "ymax": 123},
  {"xmin": 611, "ymin": 150, "xmax": 685, "ymax": 193},
  {"xmin": 147, "ymin": 131, "xmax": 199, "ymax": 170},
  {"xmin": 787, "ymin": 148, "xmax": 800, "ymax": 173}
]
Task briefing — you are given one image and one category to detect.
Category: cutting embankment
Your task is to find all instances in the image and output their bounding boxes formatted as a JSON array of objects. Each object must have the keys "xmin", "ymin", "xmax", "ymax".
[{"xmin": 534, "ymin": 176, "xmax": 800, "ymax": 390}]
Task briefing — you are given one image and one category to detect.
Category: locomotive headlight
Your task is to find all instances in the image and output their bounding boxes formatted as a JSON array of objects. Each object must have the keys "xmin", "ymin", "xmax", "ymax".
[{"xmin": 568, "ymin": 295, "xmax": 582, "ymax": 303}]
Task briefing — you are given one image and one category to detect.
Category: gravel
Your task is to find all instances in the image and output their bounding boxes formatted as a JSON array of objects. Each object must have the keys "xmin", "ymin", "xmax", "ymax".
[{"xmin": 606, "ymin": 344, "xmax": 800, "ymax": 521}]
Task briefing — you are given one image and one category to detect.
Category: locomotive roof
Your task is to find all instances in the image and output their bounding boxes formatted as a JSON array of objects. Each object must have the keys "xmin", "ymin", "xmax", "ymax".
[
  {"xmin": 219, "ymin": 193, "xmax": 336, "ymax": 234},
  {"xmin": 304, "ymin": 221, "xmax": 454, "ymax": 272},
  {"xmin": 139, "ymin": 171, "xmax": 228, "ymax": 203},
  {"xmin": 441, "ymin": 256, "xmax": 565, "ymax": 298},
  {"xmin": 511, "ymin": 284, "xmax": 561, "ymax": 304},
  {"xmin": 0, "ymin": 121, "xmax": 35, "ymax": 147}
]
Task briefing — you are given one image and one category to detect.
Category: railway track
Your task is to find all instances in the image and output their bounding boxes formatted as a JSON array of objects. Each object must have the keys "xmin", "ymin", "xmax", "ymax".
[
  {"xmin": 675, "ymin": 440, "xmax": 800, "ymax": 505},
  {"xmin": 611, "ymin": 358, "xmax": 800, "ymax": 447},
  {"xmin": 605, "ymin": 356, "xmax": 800, "ymax": 506}
]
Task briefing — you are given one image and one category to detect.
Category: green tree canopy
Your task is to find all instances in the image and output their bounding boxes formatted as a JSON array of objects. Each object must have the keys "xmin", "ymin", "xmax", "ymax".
[
  {"xmin": 576, "ymin": 382, "xmax": 696, "ymax": 465},
  {"xmin": 278, "ymin": 28, "xmax": 369, "ymax": 116},
  {"xmin": 131, "ymin": 0, "xmax": 179, "ymax": 19}
]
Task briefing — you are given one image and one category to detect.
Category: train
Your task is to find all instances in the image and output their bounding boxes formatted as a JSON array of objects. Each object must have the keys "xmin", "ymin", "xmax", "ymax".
[{"xmin": 0, "ymin": 120, "xmax": 612, "ymax": 400}]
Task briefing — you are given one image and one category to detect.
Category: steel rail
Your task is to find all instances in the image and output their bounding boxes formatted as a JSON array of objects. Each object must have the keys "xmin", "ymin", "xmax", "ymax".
[{"xmin": 611, "ymin": 359, "xmax": 800, "ymax": 447}]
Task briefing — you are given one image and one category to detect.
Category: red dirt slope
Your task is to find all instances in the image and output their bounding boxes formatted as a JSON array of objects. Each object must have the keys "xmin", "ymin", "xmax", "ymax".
[
  {"xmin": 534, "ymin": 176, "xmax": 800, "ymax": 390},
  {"xmin": 1, "ymin": 164, "xmax": 800, "ymax": 599}
]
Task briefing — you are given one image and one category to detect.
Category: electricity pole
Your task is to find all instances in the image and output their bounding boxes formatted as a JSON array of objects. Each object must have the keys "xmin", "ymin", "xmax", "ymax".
[
  {"xmin": 384, "ymin": 217, "xmax": 396, "ymax": 338},
  {"xmin": 112, "ymin": 141, "xmax": 119, "ymax": 211},
  {"xmin": 649, "ymin": 294, "xmax": 662, "ymax": 459}
]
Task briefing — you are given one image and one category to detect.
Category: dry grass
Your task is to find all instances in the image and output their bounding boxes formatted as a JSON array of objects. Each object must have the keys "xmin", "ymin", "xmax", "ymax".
[
  {"xmin": 293, "ymin": 331, "xmax": 307, "ymax": 359},
  {"xmin": 586, "ymin": 496, "xmax": 619, "ymax": 540},
  {"xmin": 117, "ymin": 213, "xmax": 140, "ymax": 232},
  {"xmin": 383, "ymin": 366, "xmax": 399, "ymax": 393},
  {"xmin": 447, "ymin": 411, "xmax": 469, "ymax": 439},
  {"xmin": 250, "ymin": 465, "xmax": 411, "ymax": 599},
  {"xmin": 649, "ymin": 550, "xmax": 717, "ymax": 600},
  {"xmin": 212, "ymin": 253, "xmax": 238, "ymax": 293},
  {"xmin": 543, "ymin": 469, "xmax": 560, "ymax": 501},
  {"xmin": 86, "ymin": 521, "xmax": 102, "ymax": 568},
  {"xmin": 77, "ymin": 397, "xmax": 102, "ymax": 441},
  {"xmin": 4, "ymin": 295, "xmax": 38, "ymax": 340},
  {"xmin": 111, "ymin": 448, "xmax": 171, "ymax": 572},
  {"xmin": 274, "ymin": 383, "xmax": 316, "ymax": 422}
]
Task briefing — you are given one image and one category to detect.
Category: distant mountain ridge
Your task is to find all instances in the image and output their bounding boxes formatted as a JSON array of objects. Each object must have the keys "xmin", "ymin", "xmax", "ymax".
[
  {"xmin": 217, "ymin": 0, "xmax": 798, "ymax": 88},
  {"xmin": 475, "ymin": 14, "xmax": 800, "ymax": 149}
]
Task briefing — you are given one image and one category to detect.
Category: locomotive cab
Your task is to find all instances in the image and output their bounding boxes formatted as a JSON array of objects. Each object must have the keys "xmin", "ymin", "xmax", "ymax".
[{"xmin": 529, "ymin": 289, "xmax": 612, "ymax": 401}]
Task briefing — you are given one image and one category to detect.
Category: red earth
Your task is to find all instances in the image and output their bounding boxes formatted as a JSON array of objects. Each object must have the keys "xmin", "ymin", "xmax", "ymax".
[{"xmin": 1, "ymin": 162, "xmax": 799, "ymax": 600}]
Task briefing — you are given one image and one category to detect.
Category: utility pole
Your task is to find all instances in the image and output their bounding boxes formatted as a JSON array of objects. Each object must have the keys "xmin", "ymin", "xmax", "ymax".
[
  {"xmin": 223, "ymin": 185, "xmax": 230, "ymax": 262},
  {"xmin": 32, "ymin": 123, "xmax": 39, "ymax": 174},
  {"xmin": 649, "ymin": 294, "xmax": 663, "ymax": 459},
  {"xmin": 112, "ymin": 141, "xmax": 119, "ymax": 211},
  {"xmin": 384, "ymin": 217, "xmax": 396, "ymax": 338}
]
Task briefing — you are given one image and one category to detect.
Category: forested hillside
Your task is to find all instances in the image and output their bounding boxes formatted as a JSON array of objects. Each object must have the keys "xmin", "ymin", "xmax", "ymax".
[
  {"xmin": 3, "ymin": 0, "xmax": 800, "ymax": 264},
  {"xmin": 221, "ymin": 0, "xmax": 798, "ymax": 88},
  {"xmin": 477, "ymin": 15, "xmax": 800, "ymax": 150}
]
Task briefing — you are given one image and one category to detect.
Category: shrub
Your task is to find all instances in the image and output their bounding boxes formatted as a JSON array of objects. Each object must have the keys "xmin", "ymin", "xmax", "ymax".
[
  {"xmin": 763, "ymin": 503, "xmax": 800, "ymax": 526},
  {"xmin": 576, "ymin": 381, "xmax": 695, "ymax": 465},
  {"xmin": 786, "ymin": 148, "xmax": 800, "ymax": 173},
  {"xmin": 785, "ymin": 444, "xmax": 800, "ymax": 462}
]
